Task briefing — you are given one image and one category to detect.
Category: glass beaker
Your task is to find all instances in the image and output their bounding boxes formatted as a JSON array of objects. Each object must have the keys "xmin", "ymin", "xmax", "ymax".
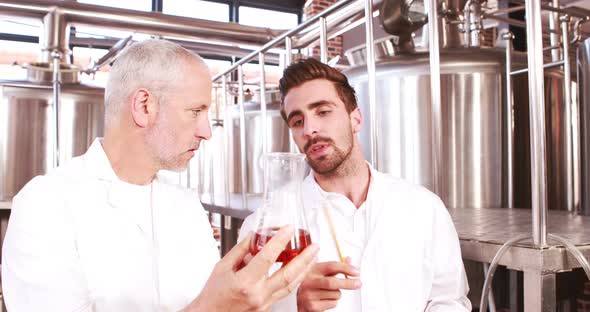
[{"xmin": 249, "ymin": 152, "xmax": 311, "ymax": 264}]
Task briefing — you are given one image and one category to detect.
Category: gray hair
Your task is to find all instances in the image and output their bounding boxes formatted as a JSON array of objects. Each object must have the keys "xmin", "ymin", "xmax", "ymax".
[{"xmin": 104, "ymin": 39, "xmax": 207, "ymax": 126}]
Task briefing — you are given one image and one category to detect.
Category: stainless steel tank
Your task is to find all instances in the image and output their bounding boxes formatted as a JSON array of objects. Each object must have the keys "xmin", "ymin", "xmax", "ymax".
[
  {"xmin": 578, "ymin": 38, "xmax": 590, "ymax": 216},
  {"xmin": 228, "ymin": 93, "xmax": 291, "ymax": 196},
  {"xmin": 346, "ymin": 47, "xmax": 572, "ymax": 211},
  {"xmin": 346, "ymin": 48, "xmax": 506, "ymax": 209},
  {"xmin": 191, "ymin": 90, "xmax": 292, "ymax": 206},
  {"xmin": 0, "ymin": 81, "xmax": 104, "ymax": 201}
]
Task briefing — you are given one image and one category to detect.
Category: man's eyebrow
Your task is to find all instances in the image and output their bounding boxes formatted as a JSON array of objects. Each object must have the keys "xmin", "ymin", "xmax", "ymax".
[
  {"xmin": 187, "ymin": 103, "xmax": 209, "ymax": 110},
  {"xmin": 287, "ymin": 109, "xmax": 303, "ymax": 124},
  {"xmin": 286, "ymin": 100, "xmax": 335, "ymax": 123}
]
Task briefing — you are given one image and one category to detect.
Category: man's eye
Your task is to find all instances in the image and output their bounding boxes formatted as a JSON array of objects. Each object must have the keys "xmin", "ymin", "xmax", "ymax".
[
  {"xmin": 191, "ymin": 109, "xmax": 201, "ymax": 116},
  {"xmin": 318, "ymin": 110, "xmax": 330, "ymax": 116},
  {"xmin": 291, "ymin": 119, "xmax": 302, "ymax": 127}
]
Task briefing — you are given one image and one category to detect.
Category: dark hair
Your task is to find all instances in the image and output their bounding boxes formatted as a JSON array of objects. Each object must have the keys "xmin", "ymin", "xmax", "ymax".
[{"xmin": 278, "ymin": 58, "xmax": 358, "ymax": 122}]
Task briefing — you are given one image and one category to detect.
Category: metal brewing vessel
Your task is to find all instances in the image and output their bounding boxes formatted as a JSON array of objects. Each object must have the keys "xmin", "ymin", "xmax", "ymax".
[
  {"xmin": 191, "ymin": 91, "xmax": 291, "ymax": 204},
  {"xmin": 578, "ymin": 38, "xmax": 590, "ymax": 216},
  {"xmin": 346, "ymin": 48, "xmax": 505, "ymax": 209},
  {"xmin": 0, "ymin": 81, "xmax": 104, "ymax": 201},
  {"xmin": 228, "ymin": 95, "xmax": 291, "ymax": 195},
  {"xmin": 346, "ymin": 47, "xmax": 572, "ymax": 211}
]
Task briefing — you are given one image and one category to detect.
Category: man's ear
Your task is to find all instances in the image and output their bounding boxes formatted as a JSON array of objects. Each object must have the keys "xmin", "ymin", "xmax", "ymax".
[
  {"xmin": 350, "ymin": 107, "xmax": 362, "ymax": 133},
  {"xmin": 130, "ymin": 88, "xmax": 155, "ymax": 128}
]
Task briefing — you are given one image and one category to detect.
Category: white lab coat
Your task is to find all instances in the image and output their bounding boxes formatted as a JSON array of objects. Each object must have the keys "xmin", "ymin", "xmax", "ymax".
[
  {"xmin": 2, "ymin": 139, "xmax": 220, "ymax": 312},
  {"xmin": 240, "ymin": 166, "xmax": 471, "ymax": 312}
]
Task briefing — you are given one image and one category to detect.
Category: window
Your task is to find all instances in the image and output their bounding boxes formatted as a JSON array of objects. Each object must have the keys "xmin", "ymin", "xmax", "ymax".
[
  {"xmin": 0, "ymin": 19, "xmax": 41, "ymax": 37},
  {"xmin": 75, "ymin": 0, "xmax": 152, "ymax": 39},
  {"xmin": 0, "ymin": 40, "xmax": 40, "ymax": 80},
  {"xmin": 203, "ymin": 58, "xmax": 232, "ymax": 77},
  {"xmin": 163, "ymin": 0, "xmax": 229, "ymax": 22},
  {"xmin": 238, "ymin": 6, "xmax": 298, "ymax": 29},
  {"xmin": 76, "ymin": 0, "xmax": 152, "ymax": 12}
]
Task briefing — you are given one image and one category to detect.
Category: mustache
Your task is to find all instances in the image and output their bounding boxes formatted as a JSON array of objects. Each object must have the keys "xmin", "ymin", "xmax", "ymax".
[{"xmin": 304, "ymin": 137, "xmax": 334, "ymax": 153}]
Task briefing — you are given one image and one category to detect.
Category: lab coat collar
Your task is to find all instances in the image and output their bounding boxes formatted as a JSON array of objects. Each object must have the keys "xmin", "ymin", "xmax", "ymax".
[
  {"xmin": 82, "ymin": 139, "xmax": 158, "ymax": 235},
  {"xmin": 82, "ymin": 138, "xmax": 122, "ymax": 183},
  {"xmin": 303, "ymin": 161, "xmax": 379, "ymax": 211}
]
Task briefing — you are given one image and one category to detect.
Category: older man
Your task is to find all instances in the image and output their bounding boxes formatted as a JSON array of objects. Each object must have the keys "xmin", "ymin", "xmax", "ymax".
[
  {"xmin": 240, "ymin": 58, "xmax": 471, "ymax": 311},
  {"xmin": 2, "ymin": 39, "xmax": 318, "ymax": 312}
]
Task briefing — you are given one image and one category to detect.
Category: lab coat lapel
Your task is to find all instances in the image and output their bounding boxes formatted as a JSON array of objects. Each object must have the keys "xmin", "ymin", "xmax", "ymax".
[{"xmin": 81, "ymin": 138, "xmax": 154, "ymax": 235}]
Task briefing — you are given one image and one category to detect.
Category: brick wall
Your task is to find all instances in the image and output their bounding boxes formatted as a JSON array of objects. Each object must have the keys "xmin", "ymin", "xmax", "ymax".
[{"xmin": 303, "ymin": 0, "xmax": 343, "ymax": 60}]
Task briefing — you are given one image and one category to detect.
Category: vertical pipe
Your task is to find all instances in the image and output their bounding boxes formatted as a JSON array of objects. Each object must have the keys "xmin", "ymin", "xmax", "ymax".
[
  {"xmin": 238, "ymin": 65, "xmax": 248, "ymax": 210},
  {"xmin": 428, "ymin": 0, "xmax": 442, "ymax": 195},
  {"xmin": 469, "ymin": 0, "xmax": 482, "ymax": 47},
  {"xmin": 259, "ymin": 52, "xmax": 268, "ymax": 155},
  {"xmin": 525, "ymin": 0, "xmax": 548, "ymax": 247},
  {"xmin": 285, "ymin": 36, "xmax": 293, "ymax": 65},
  {"xmin": 561, "ymin": 15, "xmax": 574, "ymax": 212},
  {"xmin": 549, "ymin": 0, "xmax": 562, "ymax": 62},
  {"xmin": 51, "ymin": 50, "xmax": 61, "ymax": 168},
  {"xmin": 285, "ymin": 37, "xmax": 298, "ymax": 154},
  {"xmin": 319, "ymin": 17, "xmax": 328, "ymax": 63},
  {"xmin": 222, "ymin": 75, "xmax": 230, "ymax": 208},
  {"xmin": 463, "ymin": 0, "xmax": 473, "ymax": 47},
  {"xmin": 504, "ymin": 31, "xmax": 514, "ymax": 208},
  {"xmin": 364, "ymin": 0, "xmax": 378, "ymax": 168}
]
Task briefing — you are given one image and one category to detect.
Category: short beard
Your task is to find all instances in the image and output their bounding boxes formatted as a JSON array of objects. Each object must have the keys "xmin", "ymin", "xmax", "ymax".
[
  {"xmin": 144, "ymin": 109, "xmax": 181, "ymax": 170},
  {"xmin": 305, "ymin": 129, "xmax": 353, "ymax": 177}
]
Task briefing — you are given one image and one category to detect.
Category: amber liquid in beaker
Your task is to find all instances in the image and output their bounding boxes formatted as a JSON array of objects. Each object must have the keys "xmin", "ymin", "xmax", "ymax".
[{"xmin": 249, "ymin": 228, "xmax": 312, "ymax": 264}]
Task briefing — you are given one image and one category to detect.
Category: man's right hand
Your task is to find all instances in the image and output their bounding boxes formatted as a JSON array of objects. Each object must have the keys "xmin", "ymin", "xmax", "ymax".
[
  {"xmin": 296, "ymin": 261, "xmax": 362, "ymax": 312},
  {"xmin": 184, "ymin": 225, "xmax": 319, "ymax": 312}
]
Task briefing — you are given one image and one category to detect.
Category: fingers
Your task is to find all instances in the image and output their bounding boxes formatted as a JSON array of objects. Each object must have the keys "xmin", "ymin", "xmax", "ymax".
[
  {"xmin": 314, "ymin": 261, "xmax": 360, "ymax": 277},
  {"xmin": 300, "ymin": 289, "xmax": 341, "ymax": 301},
  {"xmin": 308, "ymin": 275, "xmax": 362, "ymax": 291},
  {"xmin": 267, "ymin": 243, "xmax": 319, "ymax": 300},
  {"xmin": 239, "ymin": 225, "xmax": 294, "ymax": 278},
  {"xmin": 300, "ymin": 299, "xmax": 339, "ymax": 312},
  {"xmin": 221, "ymin": 232, "xmax": 252, "ymax": 271}
]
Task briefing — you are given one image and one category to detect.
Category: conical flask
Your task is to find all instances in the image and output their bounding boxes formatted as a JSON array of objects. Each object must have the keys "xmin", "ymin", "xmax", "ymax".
[{"xmin": 249, "ymin": 152, "xmax": 311, "ymax": 264}]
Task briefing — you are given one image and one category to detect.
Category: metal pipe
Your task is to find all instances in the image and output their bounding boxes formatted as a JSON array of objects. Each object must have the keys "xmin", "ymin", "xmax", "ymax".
[
  {"xmin": 212, "ymin": 0, "xmax": 355, "ymax": 81},
  {"xmin": 525, "ymin": 0, "xmax": 549, "ymax": 247},
  {"xmin": 464, "ymin": 0, "xmax": 482, "ymax": 47},
  {"xmin": 293, "ymin": 0, "xmax": 371, "ymax": 48},
  {"xmin": 51, "ymin": 50, "xmax": 62, "ymax": 168},
  {"xmin": 364, "ymin": 0, "xmax": 378, "ymax": 168},
  {"xmin": 463, "ymin": 0, "xmax": 473, "ymax": 47},
  {"xmin": 285, "ymin": 36, "xmax": 293, "ymax": 65},
  {"xmin": 562, "ymin": 15, "xmax": 574, "ymax": 213},
  {"xmin": 428, "ymin": 0, "xmax": 443, "ymax": 195},
  {"xmin": 42, "ymin": 8, "xmax": 69, "ymax": 63},
  {"xmin": 238, "ymin": 65, "xmax": 248, "ymax": 210},
  {"xmin": 543, "ymin": 44, "xmax": 562, "ymax": 52},
  {"xmin": 470, "ymin": 0, "xmax": 482, "ymax": 47},
  {"xmin": 222, "ymin": 75, "xmax": 231, "ymax": 208},
  {"xmin": 548, "ymin": 0, "xmax": 561, "ymax": 62},
  {"xmin": 510, "ymin": 60, "xmax": 565, "ymax": 76},
  {"xmin": 504, "ymin": 31, "xmax": 515, "ymax": 209},
  {"xmin": 320, "ymin": 17, "xmax": 328, "ymax": 63},
  {"xmin": 571, "ymin": 17, "xmax": 590, "ymax": 44},
  {"xmin": 509, "ymin": 0, "xmax": 590, "ymax": 19},
  {"xmin": 484, "ymin": 5, "xmax": 526, "ymax": 16},
  {"xmin": 484, "ymin": 15, "xmax": 562, "ymax": 35},
  {"xmin": 259, "ymin": 52, "xmax": 268, "ymax": 156},
  {"xmin": 0, "ymin": 0, "xmax": 283, "ymax": 52}
]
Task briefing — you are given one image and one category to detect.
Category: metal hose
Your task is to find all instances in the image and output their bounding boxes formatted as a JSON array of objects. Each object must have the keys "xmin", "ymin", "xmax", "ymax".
[{"xmin": 479, "ymin": 233, "xmax": 590, "ymax": 312}]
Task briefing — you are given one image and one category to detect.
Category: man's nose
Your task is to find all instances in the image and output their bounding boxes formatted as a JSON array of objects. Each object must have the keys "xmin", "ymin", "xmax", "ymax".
[
  {"xmin": 197, "ymin": 118, "xmax": 212, "ymax": 140},
  {"xmin": 303, "ymin": 117, "xmax": 319, "ymax": 139}
]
